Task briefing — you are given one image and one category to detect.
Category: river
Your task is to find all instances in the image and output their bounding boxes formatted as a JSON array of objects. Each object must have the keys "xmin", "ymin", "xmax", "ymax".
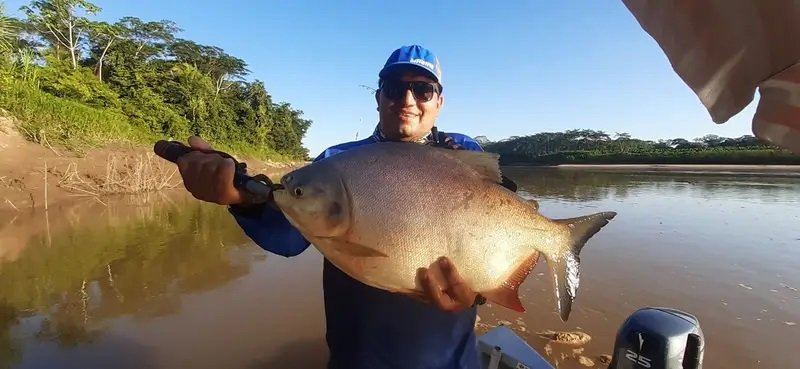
[{"xmin": 0, "ymin": 167, "xmax": 798, "ymax": 369}]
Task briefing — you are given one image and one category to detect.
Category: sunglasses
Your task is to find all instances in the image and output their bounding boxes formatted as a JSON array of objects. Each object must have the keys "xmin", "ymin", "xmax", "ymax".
[{"xmin": 379, "ymin": 80, "xmax": 441, "ymax": 102}]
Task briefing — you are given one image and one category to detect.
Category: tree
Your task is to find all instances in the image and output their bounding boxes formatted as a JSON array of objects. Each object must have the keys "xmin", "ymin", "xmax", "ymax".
[
  {"xmin": 3, "ymin": 0, "xmax": 315, "ymax": 161},
  {"xmin": 169, "ymin": 39, "xmax": 248, "ymax": 96},
  {"xmin": 474, "ymin": 135, "xmax": 491, "ymax": 145},
  {"xmin": 85, "ymin": 20, "xmax": 123, "ymax": 81},
  {"xmin": 614, "ymin": 132, "xmax": 631, "ymax": 152},
  {"xmin": 0, "ymin": 2, "xmax": 16, "ymax": 56},
  {"xmin": 117, "ymin": 16, "xmax": 180, "ymax": 60},
  {"xmin": 20, "ymin": 0, "xmax": 100, "ymax": 69}
]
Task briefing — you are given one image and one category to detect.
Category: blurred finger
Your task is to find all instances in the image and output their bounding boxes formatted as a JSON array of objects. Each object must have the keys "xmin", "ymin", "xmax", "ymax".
[
  {"xmin": 411, "ymin": 269, "xmax": 432, "ymax": 303},
  {"xmin": 421, "ymin": 266, "xmax": 453, "ymax": 311},
  {"xmin": 198, "ymin": 156, "xmax": 223, "ymax": 201},
  {"xmin": 177, "ymin": 151, "xmax": 202, "ymax": 192},
  {"xmin": 438, "ymin": 257, "xmax": 475, "ymax": 307},
  {"xmin": 214, "ymin": 158, "xmax": 238, "ymax": 204},
  {"xmin": 188, "ymin": 135, "xmax": 213, "ymax": 150}
]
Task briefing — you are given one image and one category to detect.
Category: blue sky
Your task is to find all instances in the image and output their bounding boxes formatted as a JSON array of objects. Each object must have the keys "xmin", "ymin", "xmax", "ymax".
[{"xmin": 6, "ymin": 0, "xmax": 758, "ymax": 156}]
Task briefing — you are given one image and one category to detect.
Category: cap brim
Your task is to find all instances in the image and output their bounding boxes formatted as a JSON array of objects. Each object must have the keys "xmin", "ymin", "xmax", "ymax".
[{"xmin": 379, "ymin": 62, "xmax": 439, "ymax": 82}]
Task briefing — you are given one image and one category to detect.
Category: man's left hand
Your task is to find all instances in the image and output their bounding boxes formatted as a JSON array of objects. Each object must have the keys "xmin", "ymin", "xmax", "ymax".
[{"xmin": 416, "ymin": 256, "xmax": 480, "ymax": 313}]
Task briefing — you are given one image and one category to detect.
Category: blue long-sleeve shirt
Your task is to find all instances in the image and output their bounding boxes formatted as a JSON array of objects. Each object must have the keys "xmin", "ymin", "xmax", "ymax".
[{"xmin": 230, "ymin": 131, "xmax": 485, "ymax": 369}]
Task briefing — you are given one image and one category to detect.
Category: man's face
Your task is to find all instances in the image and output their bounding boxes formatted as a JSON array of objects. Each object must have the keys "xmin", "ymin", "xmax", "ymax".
[{"xmin": 376, "ymin": 71, "xmax": 443, "ymax": 141}]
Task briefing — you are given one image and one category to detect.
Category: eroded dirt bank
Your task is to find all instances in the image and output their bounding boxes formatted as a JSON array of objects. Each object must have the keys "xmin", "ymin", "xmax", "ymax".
[{"xmin": 0, "ymin": 116, "xmax": 304, "ymax": 218}]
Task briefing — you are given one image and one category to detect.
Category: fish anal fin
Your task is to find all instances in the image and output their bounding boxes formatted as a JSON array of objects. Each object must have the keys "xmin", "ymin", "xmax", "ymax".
[
  {"xmin": 483, "ymin": 287, "xmax": 524, "ymax": 312},
  {"xmin": 483, "ymin": 252, "xmax": 540, "ymax": 313},
  {"xmin": 329, "ymin": 240, "xmax": 388, "ymax": 257},
  {"xmin": 446, "ymin": 149, "xmax": 502, "ymax": 183}
]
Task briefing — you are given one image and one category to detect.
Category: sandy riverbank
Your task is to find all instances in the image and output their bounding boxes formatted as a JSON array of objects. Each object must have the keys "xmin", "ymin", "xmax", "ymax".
[{"xmin": 0, "ymin": 116, "xmax": 304, "ymax": 217}]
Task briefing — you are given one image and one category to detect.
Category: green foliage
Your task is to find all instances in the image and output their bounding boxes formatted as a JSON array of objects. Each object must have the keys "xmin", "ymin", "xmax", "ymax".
[
  {"xmin": 0, "ymin": 80, "xmax": 154, "ymax": 151},
  {"xmin": 0, "ymin": 0, "xmax": 311, "ymax": 161},
  {"xmin": 483, "ymin": 129, "xmax": 800, "ymax": 165},
  {"xmin": 37, "ymin": 54, "xmax": 122, "ymax": 109},
  {"xmin": 0, "ymin": 2, "xmax": 15, "ymax": 55},
  {"xmin": 121, "ymin": 86, "xmax": 190, "ymax": 139}
]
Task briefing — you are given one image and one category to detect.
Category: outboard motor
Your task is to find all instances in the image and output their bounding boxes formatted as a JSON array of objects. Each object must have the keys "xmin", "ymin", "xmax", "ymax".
[{"xmin": 608, "ymin": 307, "xmax": 704, "ymax": 369}]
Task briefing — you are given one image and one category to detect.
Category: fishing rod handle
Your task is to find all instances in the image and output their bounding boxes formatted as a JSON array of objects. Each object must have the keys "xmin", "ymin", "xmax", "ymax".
[
  {"xmin": 153, "ymin": 140, "xmax": 195, "ymax": 164},
  {"xmin": 153, "ymin": 139, "xmax": 250, "ymax": 182},
  {"xmin": 153, "ymin": 140, "xmax": 241, "ymax": 164},
  {"xmin": 153, "ymin": 140, "xmax": 277, "ymax": 203}
]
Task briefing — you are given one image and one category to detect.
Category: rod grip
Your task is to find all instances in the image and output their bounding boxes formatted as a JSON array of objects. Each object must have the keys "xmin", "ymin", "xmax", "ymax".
[{"xmin": 153, "ymin": 140, "xmax": 194, "ymax": 164}]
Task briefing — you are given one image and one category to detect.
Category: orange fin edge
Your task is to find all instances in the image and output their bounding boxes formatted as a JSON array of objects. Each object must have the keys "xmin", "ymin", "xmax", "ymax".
[{"xmin": 482, "ymin": 252, "xmax": 540, "ymax": 312}]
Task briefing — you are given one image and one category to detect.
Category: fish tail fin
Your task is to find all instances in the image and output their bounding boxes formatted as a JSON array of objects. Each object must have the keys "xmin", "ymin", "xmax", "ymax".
[
  {"xmin": 482, "ymin": 252, "xmax": 540, "ymax": 312},
  {"xmin": 545, "ymin": 211, "xmax": 617, "ymax": 321}
]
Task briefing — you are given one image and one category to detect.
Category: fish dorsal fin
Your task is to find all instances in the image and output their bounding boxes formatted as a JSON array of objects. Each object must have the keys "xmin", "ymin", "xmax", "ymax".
[{"xmin": 446, "ymin": 149, "xmax": 503, "ymax": 183}]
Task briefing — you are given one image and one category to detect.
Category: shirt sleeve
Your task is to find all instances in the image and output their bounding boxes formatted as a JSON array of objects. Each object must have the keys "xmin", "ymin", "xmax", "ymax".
[
  {"xmin": 450, "ymin": 133, "xmax": 484, "ymax": 152},
  {"xmin": 462, "ymin": 140, "xmax": 484, "ymax": 151},
  {"xmin": 227, "ymin": 149, "xmax": 339, "ymax": 257},
  {"xmin": 229, "ymin": 205, "xmax": 310, "ymax": 257}
]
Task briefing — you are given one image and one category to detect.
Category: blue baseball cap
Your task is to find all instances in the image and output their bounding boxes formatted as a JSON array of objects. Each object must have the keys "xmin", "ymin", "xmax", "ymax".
[{"xmin": 379, "ymin": 45, "xmax": 443, "ymax": 84}]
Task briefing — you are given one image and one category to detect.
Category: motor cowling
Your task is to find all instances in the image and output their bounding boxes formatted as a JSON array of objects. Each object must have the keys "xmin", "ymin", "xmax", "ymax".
[{"xmin": 607, "ymin": 307, "xmax": 704, "ymax": 369}]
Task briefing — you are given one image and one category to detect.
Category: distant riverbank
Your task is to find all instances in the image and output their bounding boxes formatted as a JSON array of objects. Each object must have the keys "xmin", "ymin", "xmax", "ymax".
[
  {"xmin": 501, "ymin": 163, "xmax": 800, "ymax": 177},
  {"xmin": 520, "ymin": 163, "xmax": 800, "ymax": 172}
]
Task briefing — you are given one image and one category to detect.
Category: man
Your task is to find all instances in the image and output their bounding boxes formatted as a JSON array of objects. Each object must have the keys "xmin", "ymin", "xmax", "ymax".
[{"xmin": 176, "ymin": 45, "xmax": 510, "ymax": 369}]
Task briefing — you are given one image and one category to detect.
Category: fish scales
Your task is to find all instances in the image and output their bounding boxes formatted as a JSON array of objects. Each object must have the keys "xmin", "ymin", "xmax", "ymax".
[
  {"xmin": 311, "ymin": 144, "xmax": 545, "ymax": 290},
  {"xmin": 273, "ymin": 142, "xmax": 617, "ymax": 320}
]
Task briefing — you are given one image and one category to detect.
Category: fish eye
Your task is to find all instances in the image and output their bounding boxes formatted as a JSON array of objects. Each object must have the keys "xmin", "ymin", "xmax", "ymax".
[{"xmin": 294, "ymin": 187, "xmax": 303, "ymax": 197}]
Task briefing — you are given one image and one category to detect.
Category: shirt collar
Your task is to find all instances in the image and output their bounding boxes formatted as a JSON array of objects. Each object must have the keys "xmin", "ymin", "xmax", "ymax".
[{"xmin": 371, "ymin": 124, "xmax": 435, "ymax": 144}]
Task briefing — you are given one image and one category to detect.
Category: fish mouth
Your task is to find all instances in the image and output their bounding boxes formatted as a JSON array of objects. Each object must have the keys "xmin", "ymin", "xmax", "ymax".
[
  {"xmin": 270, "ymin": 175, "xmax": 289, "ymax": 202},
  {"xmin": 267, "ymin": 179, "xmax": 285, "ymax": 205},
  {"xmin": 271, "ymin": 188, "xmax": 289, "ymax": 209}
]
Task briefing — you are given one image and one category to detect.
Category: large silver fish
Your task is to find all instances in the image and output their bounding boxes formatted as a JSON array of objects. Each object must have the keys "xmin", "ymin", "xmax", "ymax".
[{"xmin": 272, "ymin": 142, "xmax": 616, "ymax": 321}]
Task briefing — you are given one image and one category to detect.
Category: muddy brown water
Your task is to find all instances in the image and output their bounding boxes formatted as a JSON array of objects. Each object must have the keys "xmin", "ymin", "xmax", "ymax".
[{"xmin": 1, "ymin": 167, "xmax": 798, "ymax": 369}]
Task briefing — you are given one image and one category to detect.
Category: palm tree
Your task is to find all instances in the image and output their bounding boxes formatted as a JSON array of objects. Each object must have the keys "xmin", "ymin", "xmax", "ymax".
[{"xmin": 0, "ymin": 2, "xmax": 16, "ymax": 56}]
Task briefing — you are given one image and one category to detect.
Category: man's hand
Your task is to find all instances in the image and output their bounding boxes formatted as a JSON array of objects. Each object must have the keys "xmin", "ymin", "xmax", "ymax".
[
  {"xmin": 176, "ymin": 136, "xmax": 253, "ymax": 206},
  {"xmin": 416, "ymin": 256, "xmax": 480, "ymax": 313}
]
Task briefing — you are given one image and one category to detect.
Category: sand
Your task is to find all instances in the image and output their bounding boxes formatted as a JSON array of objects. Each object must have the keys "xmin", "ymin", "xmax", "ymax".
[{"xmin": 0, "ymin": 116, "xmax": 302, "ymax": 218}]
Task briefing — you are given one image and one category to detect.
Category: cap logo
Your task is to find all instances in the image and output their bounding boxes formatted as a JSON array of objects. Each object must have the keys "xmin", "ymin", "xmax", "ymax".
[{"xmin": 410, "ymin": 58, "xmax": 435, "ymax": 71}]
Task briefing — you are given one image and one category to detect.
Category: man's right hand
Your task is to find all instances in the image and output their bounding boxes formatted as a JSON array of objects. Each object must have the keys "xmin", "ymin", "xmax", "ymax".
[{"xmin": 176, "ymin": 136, "xmax": 253, "ymax": 206}]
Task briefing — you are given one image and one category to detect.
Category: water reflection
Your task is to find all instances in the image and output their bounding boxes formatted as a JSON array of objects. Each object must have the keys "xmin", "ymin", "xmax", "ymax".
[
  {"xmin": 503, "ymin": 166, "xmax": 800, "ymax": 204},
  {"xmin": 0, "ymin": 168, "xmax": 798, "ymax": 369},
  {"xmin": 0, "ymin": 193, "xmax": 253, "ymax": 368},
  {"xmin": 489, "ymin": 167, "xmax": 800, "ymax": 369},
  {"xmin": 0, "ymin": 303, "xmax": 20, "ymax": 369}
]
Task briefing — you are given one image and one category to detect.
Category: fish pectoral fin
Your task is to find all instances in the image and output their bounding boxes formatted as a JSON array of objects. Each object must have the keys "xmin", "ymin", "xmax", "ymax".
[
  {"xmin": 329, "ymin": 240, "xmax": 388, "ymax": 257},
  {"xmin": 527, "ymin": 198, "xmax": 539, "ymax": 210}
]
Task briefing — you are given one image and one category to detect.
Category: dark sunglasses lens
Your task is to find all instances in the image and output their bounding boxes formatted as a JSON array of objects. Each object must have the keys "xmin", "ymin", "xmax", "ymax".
[
  {"xmin": 382, "ymin": 81, "xmax": 436, "ymax": 101},
  {"xmin": 383, "ymin": 82, "xmax": 405, "ymax": 100},
  {"xmin": 410, "ymin": 82, "xmax": 435, "ymax": 101}
]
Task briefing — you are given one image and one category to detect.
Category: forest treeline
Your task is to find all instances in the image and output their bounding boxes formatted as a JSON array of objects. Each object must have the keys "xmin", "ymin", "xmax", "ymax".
[
  {"xmin": 0, "ymin": 0, "xmax": 310, "ymax": 160},
  {"xmin": 480, "ymin": 130, "xmax": 800, "ymax": 165},
  {"xmin": 2, "ymin": 2, "xmax": 799, "ymax": 165}
]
